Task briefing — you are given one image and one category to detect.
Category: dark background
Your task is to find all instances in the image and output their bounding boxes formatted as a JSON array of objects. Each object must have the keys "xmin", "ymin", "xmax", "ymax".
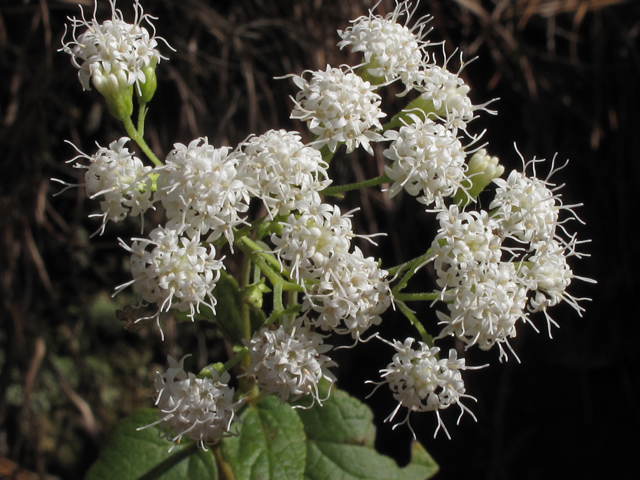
[{"xmin": 1, "ymin": 0, "xmax": 638, "ymax": 478}]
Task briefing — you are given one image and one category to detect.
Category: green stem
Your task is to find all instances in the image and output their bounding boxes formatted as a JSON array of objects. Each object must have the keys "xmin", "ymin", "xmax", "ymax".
[
  {"xmin": 137, "ymin": 102, "xmax": 148, "ymax": 136},
  {"xmin": 272, "ymin": 282, "xmax": 284, "ymax": 319},
  {"xmin": 236, "ymin": 237, "xmax": 303, "ymax": 293},
  {"xmin": 240, "ymin": 247, "xmax": 253, "ymax": 342},
  {"xmin": 221, "ymin": 347, "xmax": 250, "ymax": 374},
  {"xmin": 394, "ymin": 292, "xmax": 440, "ymax": 302},
  {"xmin": 266, "ymin": 304, "xmax": 302, "ymax": 325},
  {"xmin": 391, "ymin": 250, "xmax": 433, "ymax": 295},
  {"xmin": 122, "ymin": 115, "xmax": 162, "ymax": 166},
  {"xmin": 397, "ymin": 301, "xmax": 433, "ymax": 347},
  {"xmin": 321, "ymin": 173, "xmax": 392, "ymax": 196}
]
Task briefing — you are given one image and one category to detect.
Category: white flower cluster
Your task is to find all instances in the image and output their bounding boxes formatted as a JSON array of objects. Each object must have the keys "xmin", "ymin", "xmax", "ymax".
[
  {"xmin": 338, "ymin": 1, "xmax": 432, "ymax": 93},
  {"xmin": 289, "ymin": 66, "xmax": 386, "ymax": 154},
  {"xmin": 68, "ymin": 137, "xmax": 153, "ymax": 236},
  {"xmin": 304, "ymin": 247, "xmax": 392, "ymax": 339},
  {"xmin": 383, "ymin": 114, "xmax": 467, "ymax": 207},
  {"xmin": 271, "ymin": 203, "xmax": 392, "ymax": 341},
  {"xmin": 59, "ymin": 0, "xmax": 591, "ymax": 448},
  {"xmin": 117, "ymin": 226, "xmax": 224, "ymax": 328},
  {"xmin": 426, "ymin": 158, "xmax": 590, "ymax": 361},
  {"xmin": 371, "ymin": 338, "xmax": 476, "ymax": 438},
  {"xmin": 156, "ymin": 138, "xmax": 254, "ymax": 245},
  {"xmin": 415, "ymin": 63, "xmax": 477, "ymax": 129},
  {"xmin": 239, "ymin": 130, "xmax": 331, "ymax": 217},
  {"xmin": 61, "ymin": 0, "xmax": 166, "ymax": 92},
  {"xmin": 244, "ymin": 319, "xmax": 336, "ymax": 406},
  {"xmin": 149, "ymin": 356, "xmax": 243, "ymax": 450}
]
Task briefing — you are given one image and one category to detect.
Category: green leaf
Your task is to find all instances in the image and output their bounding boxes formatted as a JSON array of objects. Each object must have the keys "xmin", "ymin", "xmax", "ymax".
[
  {"xmin": 296, "ymin": 388, "xmax": 439, "ymax": 480},
  {"xmin": 221, "ymin": 395, "xmax": 307, "ymax": 480},
  {"xmin": 85, "ymin": 409, "xmax": 217, "ymax": 480}
]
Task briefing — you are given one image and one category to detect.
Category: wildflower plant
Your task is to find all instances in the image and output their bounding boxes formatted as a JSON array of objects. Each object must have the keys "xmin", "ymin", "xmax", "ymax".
[{"xmin": 57, "ymin": 1, "xmax": 594, "ymax": 478}]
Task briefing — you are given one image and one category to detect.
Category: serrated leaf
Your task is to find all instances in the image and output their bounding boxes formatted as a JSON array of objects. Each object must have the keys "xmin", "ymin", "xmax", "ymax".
[
  {"xmin": 221, "ymin": 395, "xmax": 306, "ymax": 480},
  {"xmin": 85, "ymin": 409, "xmax": 217, "ymax": 480},
  {"xmin": 296, "ymin": 388, "xmax": 439, "ymax": 480}
]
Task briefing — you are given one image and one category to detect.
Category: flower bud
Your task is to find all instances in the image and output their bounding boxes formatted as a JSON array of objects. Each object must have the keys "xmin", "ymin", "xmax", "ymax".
[
  {"xmin": 93, "ymin": 71, "xmax": 134, "ymax": 121},
  {"xmin": 137, "ymin": 60, "xmax": 158, "ymax": 104},
  {"xmin": 455, "ymin": 149, "xmax": 504, "ymax": 205}
]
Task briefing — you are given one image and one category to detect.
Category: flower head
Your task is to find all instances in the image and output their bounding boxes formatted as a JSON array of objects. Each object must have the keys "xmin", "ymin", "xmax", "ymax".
[
  {"xmin": 374, "ymin": 338, "xmax": 476, "ymax": 439},
  {"xmin": 435, "ymin": 262, "xmax": 530, "ymax": 362},
  {"xmin": 239, "ymin": 129, "xmax": 331, "ymax": 217},
  {"xmin": 244, "ymin": 318, "xmax": 336, "ymax": 407},
  {"xmin": 151, "ymin": 356, "xmax": 242, "ymax": 450},
  {"xmin": 61, "ymin": 0, "xmax": 167, "ymax": 94},
  {"xmin": 490, "ymin": 161, "xmax": 565, "ymax": 245},
  {"xmin": 304, "ymin": 248, "xmax": 392, "ymax": 339},
  {"xmin": 156, "ymin": 138, "xmax": 254, "ymax": 246},
  {"xmin": 68, "ymin": 137, "xmax": 153, "ymax": 236},
  {"xmin": 271, "ymin": 204, "xmax": 356, "ymax": 283},
  {"xmin": 430, "ymin": 204, "xmax": 503, "ymax": 285},
  {"xmin": 383, "ymin": 114, "xmax": 467, "ymax": 207},
  {"xmin": 116, "ymin": 226, "xmax": 225, "ymax": 333},
  {"xmin": 289, "ymin": 66, "xmax": 386, "ymax": 154},
  {"xmin": 338, "ymin": 1, "xmax": 431, "ymax": 93}
]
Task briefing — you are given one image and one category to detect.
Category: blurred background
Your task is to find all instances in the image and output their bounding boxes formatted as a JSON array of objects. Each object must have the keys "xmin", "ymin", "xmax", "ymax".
[{"xmin": 1, "ymin": 0, "xmax": 639, "ymax": 478}]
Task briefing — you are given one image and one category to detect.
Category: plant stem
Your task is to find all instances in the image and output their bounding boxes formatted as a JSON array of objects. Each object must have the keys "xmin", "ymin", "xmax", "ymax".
[
  {"xmin": 391, "ymin": 250, "xmax": 432, "ymax": 295},
  {"xmin": 397, "ymin": 301, "xmax": 433, "ymax": 347},
  {"xmin": 394, "ymin": 292, "xmax": 440, "ymax": 302},
  {"xmin": 122, "ymin": 115, "xmax": 162, "ymax": 166},
  {"xmin": 321, "ymin": 173, "xmax": 391, "ymax": 196},
  {"xmin": 235, "ymin": 236, "xmax": 303, "ymax": 293},
  {"xmin": 221, "ymin": 347, "xmax": 250, "ymax": 374}
]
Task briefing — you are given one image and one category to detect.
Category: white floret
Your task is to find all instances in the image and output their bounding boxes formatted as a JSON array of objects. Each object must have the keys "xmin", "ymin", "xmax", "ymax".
[
  {"xmin": 155, "ymin": 137, "xmax": 255, "ymax": 246},
  {"xmin": 338, "ymin": 0, "xmax": 432, "ymax": 93},
  {"xmin": 244, "ymin": 318, "xmax": 336, "ymax": 407},
  {"xmin": 60, "ymin": 0, "xmax": 168, "ymax": 92},
  {"xmin": 383, "ymin": 114, "xmax": 467, "ymax": 207},
  {"xmin": 149, "ymin": 355, "xmax": 243, "ymax": 451},
  {"xmin": 239, "ymin": 129, "xmax": 331, "ymax": 217},
  {"xmin": 373, "ymin": 337, "xmax": 477, "ymax": 439},
  {"xmin": 289, "ymin": 66, "xmax": 386, "ymax": 154}
]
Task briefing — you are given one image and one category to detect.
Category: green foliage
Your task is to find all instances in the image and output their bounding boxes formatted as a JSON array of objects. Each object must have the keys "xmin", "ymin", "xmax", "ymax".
[
  {"xmin": 85, "ymin": 409, "xmax": 217, "ymax": 480},
  {"xmin": 221, "ymin": 396, "xmax": 307, "ymax": 480},
  {"xmin": 87, "ymin": 388, "xmax": 438, "ymax": 480}
]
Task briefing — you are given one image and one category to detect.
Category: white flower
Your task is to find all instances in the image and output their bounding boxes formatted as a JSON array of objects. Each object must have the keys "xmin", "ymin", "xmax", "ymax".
[
  {"xmin": 374, "ymin": 338, "xmax": 476, "ymax": 439},
  {"xmin": 490, "ymin": 167, "xmax": 561, "ymax": 244},
  {"xmin": 67, "ymin": 137, "xmax": 153, "ymax": 236},
  {"xmin": 116, "ymin": 226, "xmax": 225, "ymax": 328},
  {"xmin": 149, "ymin": 355, "xmax": 242, "ymax": 450},
  {"xmin": 430, "ymin": 204, "xmax": 503, "ymax": 287},
  {"xmin": 338, "ymin": 1, "xmax": 431, "ymax": 93},
  {"xmin": 304, "ymin": 248, "xmax": 392, "ymax": 339},
  {"xmin": 60, "ymin": 0, "xmax": 167, "ymax": 92},
  {"xmin": 435, "ymin": 262, "xmax": 530, "ymax": 362},
  {"xmin": 518, "ymin": 238, "xmax": 593, "ymax": 335},
  {"xmin": 239, "ymin": 129, "xmax": 331, "ymax": 217},
  {"xmin": 383, "ymin": 114, "xmax": 467, "ymax": 207},
  {"xmin": 244, "ymin": 318, "xmax": 336, "ymax": 406},
  {"xmin": 415, "ymin": 61, "xmax": 486, "ymax": 130},
  {"xmin": 271, "ymin": 204, "xmax": 355, "ymax": 283},
  {"xmin": 156, "ymin": 138, "xmax": 254, "ymax": 246},
  {"xmin": 289, "ymin": 66, "xmax": 386, "ymax": 154}
]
